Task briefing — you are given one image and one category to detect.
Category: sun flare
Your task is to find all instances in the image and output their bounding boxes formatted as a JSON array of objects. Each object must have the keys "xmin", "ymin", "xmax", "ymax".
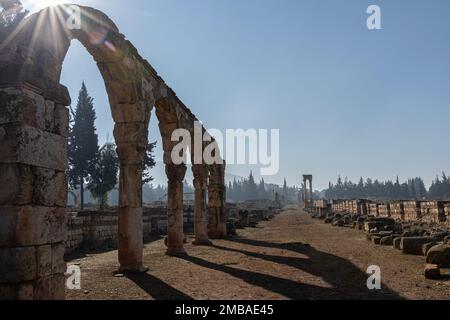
[{"xmin": 22, "ymin": 0, "xmax": 86, "ymax": 13}]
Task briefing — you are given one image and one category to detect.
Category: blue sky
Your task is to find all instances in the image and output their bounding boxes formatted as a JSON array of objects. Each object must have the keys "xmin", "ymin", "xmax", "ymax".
[{"xmin": 24, "ymin": 0, "xmax": 450, "ymax": 189}]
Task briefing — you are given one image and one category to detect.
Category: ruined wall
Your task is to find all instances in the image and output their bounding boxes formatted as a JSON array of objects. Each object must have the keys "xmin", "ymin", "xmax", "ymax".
[
  {"xmin": 420, "ymin": 201, "xmax": 448, "ymax": 225},
  {"xmin": 378, "ymin": 204, "xmax": 391, "ymax": 218},
  {"xmin": 368, "ymin": 203, "xmax": 379, "ymax": 217},
  {"xmin": 445, "ymin": 203, "xmax": 450, "ymax": 228},
  {"xmin": 0, "ymin": 85, "xmax": 69, "ymax": 299},
  {"xmin": 390, "ymin": 202, "xmax": 405, "ymax": 221},
  {"xmin": 403, "ymin": 201, "xmax": 422, "ymax": 222},
  {"xmin": 65, "ymin": 205, "xmax": 194, "ymax": 254}
]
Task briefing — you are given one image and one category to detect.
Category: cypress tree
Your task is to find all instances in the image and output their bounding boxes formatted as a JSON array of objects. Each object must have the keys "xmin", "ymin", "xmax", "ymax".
[{"xmin": 68, "ymin": 82, "xmax": 99, "ymax": 210}]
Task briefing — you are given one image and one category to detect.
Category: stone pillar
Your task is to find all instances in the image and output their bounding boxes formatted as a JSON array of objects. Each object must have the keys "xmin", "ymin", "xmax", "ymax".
[
  {"xmin": 165, "ymin": 163, "xmax": 187, "ymax": 256},
  {"xmin": 192, "ymin": 165, "xmax": 212, "ymax": 246},
  {"xmin": 115, "ymin": 128, "xmax": 147, "ymax": 273},
  {"xmin": 208, "ymin": 164, "xmax": 227, "ymax": 239},
  {"xmin": 0, "ymin": 85, "xmax": 69, "ymax": 299},
  {"xmin": 303, "ymin": 178, "xmax": 308, "ymax": 204},
  {"xmin": 309, "ymin": 179, "xmax": 313, "ymax": 203}
]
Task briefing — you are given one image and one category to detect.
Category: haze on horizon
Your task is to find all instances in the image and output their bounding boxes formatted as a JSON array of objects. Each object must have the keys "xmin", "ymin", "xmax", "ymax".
[{"xmin": 23, "ymin": 0, "xmax": 450, "ymax": 190}]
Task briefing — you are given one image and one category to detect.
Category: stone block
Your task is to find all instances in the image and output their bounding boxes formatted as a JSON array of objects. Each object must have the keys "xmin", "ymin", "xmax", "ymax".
[
  {"xmin": 0, "ymin": 88, "xmax": 45, "ymax": 129},
  {"xmin": 0, "ymin": 124, "xmax": 66, "ymax": 171},
  {"xmin": 36, "ymin": 245, "xmax": 52, "ymax": 277},
  {"xmin": 32, "ymin": 167, "xmax": 67, "ymax": 207},
  {"xmin": 0, "ymin": 282, "xmax": 34, "ymax": 300},
  {"xmin": 44, "ymin": 100, "xmax": 55, "ymax": 132},
  {"xmin": 105, "ymin": 80, "xmax": 140, "ymax": 105},
  {"xmin": 52, "ymin": 244, "xmax": 67, "ymax": 275},
  {"xmin": 34, "ymin": 274, "xmax": 65, "ymax": 300},
  {"xmin": 110, "ymin": 102, "xmax": 147, "ymax": 124},
  {"xmin": 53, "ymin": 104, "xmax": 69, "ymax": 137},
  {"xmin": 0, "ymin": 206, "xmax": 66, "ymax": 247},
  {"xmin": 0, "ymin": 247, "xmax": 37, "ymax": 283},
  {"xmin": 0, "ymin": 163, "xmax": 33, "ymax": 205},
  {"xmin": 424, "ymin": 264, "xmax": 441, "ymax": 280}
]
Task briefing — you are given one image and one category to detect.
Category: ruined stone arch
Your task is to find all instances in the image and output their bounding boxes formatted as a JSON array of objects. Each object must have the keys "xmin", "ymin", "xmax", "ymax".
[{"xmin": 0, "ymin": 5, "xmax": 226, "ymax": 299}]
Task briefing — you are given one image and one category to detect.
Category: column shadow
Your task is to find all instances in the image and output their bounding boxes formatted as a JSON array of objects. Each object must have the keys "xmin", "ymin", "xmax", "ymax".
[
  {"xmin": 181, "ymin": 255, "xmax": 344, "ymax": 300},
  {"xmin": 126, "ymin": 273, "xmax": 193, "ymax": 300},
  {"xmin": 222, "ymin": 238, "xmax": 403, "ymax": 300}
]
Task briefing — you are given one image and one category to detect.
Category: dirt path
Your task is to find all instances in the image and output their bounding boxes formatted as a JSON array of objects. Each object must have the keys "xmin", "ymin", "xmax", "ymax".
[{"xmin": 66, "ymin": 207, "xmax": 450, "ymax": 300}]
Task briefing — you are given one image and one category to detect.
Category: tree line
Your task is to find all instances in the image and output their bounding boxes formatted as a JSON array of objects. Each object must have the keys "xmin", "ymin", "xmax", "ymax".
[
  {"xmin": 325, "ymin": 174, "xmax": 450, "ymax": 200},
  {"xmin": 227, "ymin": 172, "xmax": 299, "ymax": 204}
]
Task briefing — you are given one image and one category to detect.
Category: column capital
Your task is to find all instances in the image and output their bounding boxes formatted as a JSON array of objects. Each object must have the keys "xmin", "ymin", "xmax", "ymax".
[{"xmin": 165, "ymin": 163, "xmax": 187, "ymax": 183}]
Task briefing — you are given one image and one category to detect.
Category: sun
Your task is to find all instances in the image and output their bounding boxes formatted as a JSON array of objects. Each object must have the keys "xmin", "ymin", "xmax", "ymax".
[{"xmin": 22, "ymin": 0, "xmax": 86, "ymax": 13}]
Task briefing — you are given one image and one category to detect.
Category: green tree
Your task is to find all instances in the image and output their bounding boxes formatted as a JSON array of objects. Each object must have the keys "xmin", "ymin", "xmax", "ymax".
[
  {"xmin": 257, "ymin": 178, "xmax": 267, "ymax": 199},
  {"xmin": 87, "ymin": 143, "xmax": 119, "ymax": 210},
  {"xmin": 68, "ymin": 82, "xmax": 99, "ymax": 210},
  {"xmin": 142, "ymin": 141, "xmax": 157, "ymax": 185},
  {"xmin": 246, "ymin": 171, "xmax": 258, "ymax": 200}
]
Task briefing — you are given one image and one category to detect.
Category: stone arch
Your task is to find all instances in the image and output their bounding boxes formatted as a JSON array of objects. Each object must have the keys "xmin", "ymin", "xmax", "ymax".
[{"xmin": 0, "ymin": 5, "xmax": 226, "ymax": 299}]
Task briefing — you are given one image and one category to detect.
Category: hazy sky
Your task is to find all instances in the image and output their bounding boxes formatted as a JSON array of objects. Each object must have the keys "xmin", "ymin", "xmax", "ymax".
[{"xmin": 23, "ymin": 0, "xmax": 450, "ymax": 189}]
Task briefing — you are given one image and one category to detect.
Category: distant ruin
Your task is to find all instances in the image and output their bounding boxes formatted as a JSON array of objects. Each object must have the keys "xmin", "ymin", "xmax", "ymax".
[{"xmin": 310, "ymin": 199, "xmax": 450, "ymax": 279}]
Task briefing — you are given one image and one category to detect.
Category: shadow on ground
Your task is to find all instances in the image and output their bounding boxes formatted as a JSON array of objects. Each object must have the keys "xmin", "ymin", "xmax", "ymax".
[
  {"xmin": 126, "ymin": 273, "xmax": 193, "ymax": 300},
  {"xmin": 207, "ymin": 237, "xmax": 404, "ymax": 300}
]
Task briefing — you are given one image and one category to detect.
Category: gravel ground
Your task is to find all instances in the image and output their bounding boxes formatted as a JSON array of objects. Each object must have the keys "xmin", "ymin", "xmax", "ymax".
[{"xmin": 66, "ymin": 207, "xmax": 450, "ymax": 300}]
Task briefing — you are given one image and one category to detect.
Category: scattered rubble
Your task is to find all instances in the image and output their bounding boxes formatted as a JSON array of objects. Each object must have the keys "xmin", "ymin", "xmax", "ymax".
[{"xmin": 310, "ymin": 199, "xmax": 450, "ymax": 280}]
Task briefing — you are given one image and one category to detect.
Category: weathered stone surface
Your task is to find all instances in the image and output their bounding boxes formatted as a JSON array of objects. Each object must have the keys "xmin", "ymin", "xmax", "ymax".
[
  {"xmin": 118, "ymin": 207, "xmax": 144, "ymax": 271},
  {"xmin": 380, "ymin": 236, "xmax": 394, "ymax": 246},
  {"xmin": 34, "ymin": 274, "xmax": 65, "ymax": 300},
  {"xmin": 113, "ymin": 122, "xmax": 148, "ymax": 144},
  {"xmin": 36, "ymin": 245, "xmax": 52, "ymax": 277},
  {"xmin": 424, "ymin": 264, "xmax": 441, "ymax": 280},
  {"xmin": 0, "ymin": 164, "xmax": 33, "ymax": 205},
  {"xmin": 32, "ymin": 168, "xmax": 67, "ymax": 207},
  {"xmin": 192, "ymin": 165, "xmax": 210, "ymax": 246},
  {"xmin": 0, "ymin": 247, "xmax": 37, "ymax": 283},
  {"xmin": 401, "ymin": 237, "xmax": 436, "ymax": 255},
  {"xmin": 0, "ymin": 87, "xmax": 48, "ymax": 129},
  {"xmin": 105, "ymin": 80, "xmax": 141, "ymax": 105},
  {"xmin": 165, "ymin": 164, "xmax": 188, "ymax": 255},
  {"xmin": 53, "ymin": 104, "xmax": 69, "ymax": 137},
  {"xmin": 0, "ymin": 282, "xmax": 34, "ymax": 300},
  {"xmin": 422, "ymin": 242, "xmax": 440, "ymax": 256},
  {"xmin": 51, "ymin": 244, "xmax": 67, "ymax": 275},
  {"xmin": 0, "ymin": 124, "xmax": 66, "ymax": 171},
  {"xmin": 110, "ymin": 102, "xmax": 148, "ymax": 124},
  {"xmin": 0, "ymin": 206, "xmax": 66, "ymax": 247},
  {"xmin": 118, "ymin": 164, "xmax": 143, "ymax": 208},
  {"xmin": 372, "ymin": 236, "xmax": 382, "ymax": 245},
  {"xmin": 426, "ymin": 244, "xmax": 450, "ymax": 267},
  {"xmin": 393, "ymin": 237, "xmax": 402, "ymax": 249}
]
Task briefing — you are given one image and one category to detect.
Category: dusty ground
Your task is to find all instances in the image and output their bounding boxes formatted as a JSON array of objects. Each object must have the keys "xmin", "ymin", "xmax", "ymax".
[{"xmin": 66, "ymin": 207, "xmax": 450, "ymax": 300}]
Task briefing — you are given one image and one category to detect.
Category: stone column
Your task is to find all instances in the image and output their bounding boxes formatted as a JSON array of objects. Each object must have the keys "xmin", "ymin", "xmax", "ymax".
[
  {"xmin": 165, "ymin": 163, "xmax": 187, "ymax": 256},
  {"xmin": 309, "ymin": 179, "xmax": 313, "ymax": 203},
  {"xmin": 115, "ymin": 128, "xmax": 147, "ymax": 273},
  {"xmin": 303, "ymin": 178, "xmax": 308, "ymax": 204},
  {"xmin": 208, "ymin": 164, "xmax": 227, "ymax": 239},
  {"xmin": 0, "ymin": 85, "xmax": 69, "ymax": 299},
  {"xmin": 192, "ymin": 165, "xmax": 212, "ymax": 246}
]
